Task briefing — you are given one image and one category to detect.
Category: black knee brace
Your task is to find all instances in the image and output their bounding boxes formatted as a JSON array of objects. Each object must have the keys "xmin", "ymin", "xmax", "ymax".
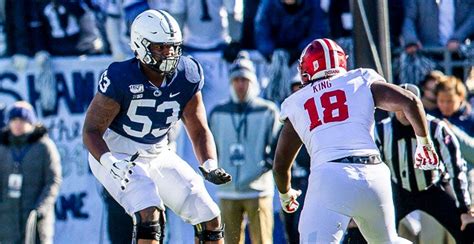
[
  {"xmin": 194, "ymin": 223, "xmax": 224, "ymax": 243},
  {"xmin": 132, "ymin": 210, "xmax": 165, "ymax": 243}
]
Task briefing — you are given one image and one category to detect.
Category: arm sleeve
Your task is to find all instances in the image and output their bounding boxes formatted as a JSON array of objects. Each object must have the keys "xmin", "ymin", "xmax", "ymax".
[
  {"xmin": 401, "ymin": 0, "xmax": 419, "ymax": 46},
  {"xmin": 97, "ymin": 68, "xmax": 123, "ymax": 103},
  {"xmin": 279, "ymin": 99, "xmax": 290, "ymax": 122},
  {"xmin": 185, "ymin": 56, "xmax": 205, "ymax": 92},
  {"xmin": 362, "ymin": 68, "xmax": 387, "ymax": 87},
  {"xmin": 35, "ymin": 138, "xmax": 62, "ymax": 216},
  {"xmin": 434, "ymin": 122, "xmax": 471, "ymax": 212},
  {"xmin": 254, "ymin": 0, "xmax": 275, "ymax": 59}
]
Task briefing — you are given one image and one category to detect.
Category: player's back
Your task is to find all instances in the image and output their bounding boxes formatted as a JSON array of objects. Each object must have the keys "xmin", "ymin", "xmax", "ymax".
[{"xmin": 281, "ymin": 68, "xmax": 384, "ymax": 166}]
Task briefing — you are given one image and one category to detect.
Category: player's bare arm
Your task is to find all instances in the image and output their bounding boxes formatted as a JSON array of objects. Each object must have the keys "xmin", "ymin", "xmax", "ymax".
[
  {"xmin": 182, "ymin": 91, "xmax": 231, "ymax": 185},
  {"xmin": 273, "ymin": 120, "xmax": 303, "ymax": 213},
  {"xmin": 181, "ymin": 91, "xmax": 217, "ymax": 163},
  {"xmin": 372, "ymin": 81, "xmax": 439, "ymax": 170},
  {"xmin": 273, "ymin": 120, "xmax": 303, "ymax": 194},
  {"xmin": 82, "ymin": 93, "xmax": 120, "ymax": 161},
  {"xmin": 371, "ymin": 81, "xmax": 429, "ymax": 137}
]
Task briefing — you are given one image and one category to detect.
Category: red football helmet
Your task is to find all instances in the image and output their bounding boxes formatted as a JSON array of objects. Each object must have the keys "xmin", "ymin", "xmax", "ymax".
[{"xmin": 298, "ymin": 38, "xmax": 347, "ymax": 84}]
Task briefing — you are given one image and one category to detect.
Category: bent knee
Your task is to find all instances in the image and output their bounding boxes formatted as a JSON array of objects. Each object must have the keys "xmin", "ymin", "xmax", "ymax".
[
  {"xmin": 133, "ymin": 207, "xmax": 165, "ymax": 241},
  {"xmin": 202, "ymin": 216, "xmax": 221, "ymax": 230},
  {"xmin": 136, "ymin": 207, "xmax": 164, "ymax": 223},
  {"xmin": 194, "ymin": 217, "xmax": 224, "ymax": 242}
]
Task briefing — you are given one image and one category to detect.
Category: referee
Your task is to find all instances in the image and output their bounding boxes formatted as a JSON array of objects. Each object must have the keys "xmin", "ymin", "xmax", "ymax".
[{"xmin": 344, "ymin": 84, "xmax": 474, "ymax": 243}]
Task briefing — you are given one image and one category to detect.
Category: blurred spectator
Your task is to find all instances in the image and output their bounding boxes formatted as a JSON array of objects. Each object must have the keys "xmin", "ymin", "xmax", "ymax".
[
  {"xmin": 432, "ymin": 75, "xmax": 474, "ymax": 219},
  {"xmin": 168, "ymin": 0, "xmax": 242, "ymax": 52},
  {"xmin": 279, "ymin": 74, "xmax": 310, "ymax": 244},
  {"xmin": 121, "ymin": 0, "xmax": 173, "ymax": 28},
  {"xmin": 4, "ymin": 0, "xmax": 31, "ymax": 71},
  {"xmin": 392, "ymin": 49, "xmax": 436, "ymax": 85},
  {"xmin": 0, "ymin": 101, "xmax": 62, "ymax": 244},
  {"xmin": 239, "ymin": 0, "xmax": 261, "ymax": 50},
  {"xmin": 448, "ymin": 124, "xmax": 474, "ymax": 165},
  {"xmin": 31, "ymin": 0, "xmax": 104, "ymax": 57},
  {"xmin": 432, "ymin": 75, "xmax": 474, "ymax": 135},
  {"xmin": 209, "ymin": 52, "xmax": 280, "ymax": 244},
  {"xmin": 402, "ymin": 0, "xmax": 474, "ymax": 54},
  {"xmin": 255, "ymin": 0, "xmax": 328, "ymax": 64},
  {"xmin": 102, "ymin": 0, "xmax": 173, "ymax": 61},
  {"xmin": 255, "ymin": 0, "xmax": 329, "ymax": 103},
  {"xmin": 223, "ymin": 0, "xmax": 262, "ymax": 62},
  {"xmin": 103, "ymin": 0, "xmax": 132, "ymax": 60},
  {"xmin": 0, "ymin": 0, "xmax": 5, "ymax": 56},
  {"xmin": 398, "ymin": 0, "xmax": 474, "ymax": 82},
  {"xmin": 420, "ymin": 70, "xmax": 445, "ymax": 114},
  {"xmin": 466, "ymin": 67, "xmax": 474, "ymax": 108},
  {"xmin": 0, "ymin": 102, "xmax": 5, "ymax": 128}
]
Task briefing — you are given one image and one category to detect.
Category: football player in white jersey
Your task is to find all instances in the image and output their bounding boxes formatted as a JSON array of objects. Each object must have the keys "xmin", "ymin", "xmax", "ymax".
[
  {"xmin": 83, "ymin": 10, "xmax": 231, "ymax": 244},
  {"xmin": 273, "ymin": 38, "xmax": 439, "ymax": 243}
]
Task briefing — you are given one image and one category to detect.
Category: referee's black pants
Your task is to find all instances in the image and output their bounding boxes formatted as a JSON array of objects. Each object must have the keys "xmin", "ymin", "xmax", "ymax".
[{"xmin": 393, "ymin": 182, "xmax": 474, "ymax": 244}]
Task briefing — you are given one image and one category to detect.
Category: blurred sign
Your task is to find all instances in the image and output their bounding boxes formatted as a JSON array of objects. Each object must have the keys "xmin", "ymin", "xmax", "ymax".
[{"xmin": 0, "ymin": 56, "xmax": 109, "ymax": 244}]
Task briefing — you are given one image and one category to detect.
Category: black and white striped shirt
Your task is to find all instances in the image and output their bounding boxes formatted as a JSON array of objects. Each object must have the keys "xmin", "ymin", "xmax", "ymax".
[{"xmin": 375, "ymin": 115, "xmax": 471, "ymax": 212}]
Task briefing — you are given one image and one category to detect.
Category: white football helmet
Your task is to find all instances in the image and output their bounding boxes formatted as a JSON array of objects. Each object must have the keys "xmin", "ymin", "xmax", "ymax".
[{"xmin": 130, "ymin": 10, "xmax": 182, "ymax": 74}]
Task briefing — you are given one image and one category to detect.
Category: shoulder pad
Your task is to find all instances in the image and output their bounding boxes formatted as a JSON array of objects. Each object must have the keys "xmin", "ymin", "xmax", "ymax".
[{"xmin": 179, "ymin": 56, "xmax": 203, "ymax": 84}]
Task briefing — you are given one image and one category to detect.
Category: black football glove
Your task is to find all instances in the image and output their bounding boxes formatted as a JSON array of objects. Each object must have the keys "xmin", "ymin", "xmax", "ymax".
[{"xmin": 199, "ymin": 167, "xmax": 232, "ymax": 185}]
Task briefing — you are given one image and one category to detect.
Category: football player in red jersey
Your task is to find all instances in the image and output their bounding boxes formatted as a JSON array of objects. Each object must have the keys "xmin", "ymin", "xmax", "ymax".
[{"xmin": 273, "ymin": 38, "xmax": 438, "ymax": 243}]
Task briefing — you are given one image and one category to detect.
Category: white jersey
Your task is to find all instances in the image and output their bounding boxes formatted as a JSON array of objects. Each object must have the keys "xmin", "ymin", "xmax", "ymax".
[
  {"xmin": 280, "ymin": 68, "xmax": 385, "ymax": 166},
  {"xmin": 169, "ymin": 0, "xmax": 239, "ymax": 49}
]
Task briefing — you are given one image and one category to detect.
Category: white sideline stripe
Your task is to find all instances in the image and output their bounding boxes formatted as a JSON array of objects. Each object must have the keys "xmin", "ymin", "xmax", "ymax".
[{"xmin": 316, "ymin": 39, "xmax": 331, "ymax": 69}]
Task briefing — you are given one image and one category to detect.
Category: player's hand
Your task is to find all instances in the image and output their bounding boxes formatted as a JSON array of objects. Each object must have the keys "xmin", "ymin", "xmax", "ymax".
[
  {"xmin": 100, "ymin": 152, "xmax": 139, "ymax": 190},
  {"xmin": 460, "ymin": 212, "xmax": 474, "ymax": 231},
  {"xmin": 279, "ymin": 188, "xmax": 302, "ymax": 214},
  {"xmin": 414, "ymin": 136, "xmax": 439, "ymax": 170},
  {"xmin": 198, "ymin": 159, "xmax": 232, "ymax": 185}
]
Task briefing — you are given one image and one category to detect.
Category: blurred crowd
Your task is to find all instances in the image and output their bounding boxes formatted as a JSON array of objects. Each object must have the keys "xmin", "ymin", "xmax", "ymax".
[
  {"xmin": 1, "ymin": 0, "xmax": 473, "ymax": 78},
  {"xmin": 0, "ymin": 0, "xmax": 474, "ymax": 243}
]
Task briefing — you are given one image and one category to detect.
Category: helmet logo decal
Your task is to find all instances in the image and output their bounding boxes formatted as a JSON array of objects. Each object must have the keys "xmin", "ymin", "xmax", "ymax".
[
  {"xmin": 157, "ymin": 10, "xmax": 175, "ymax": 37},
  {"xmin": 153, "ymin": 89, "xmax": 162, "ymax": 97},
  {"xmin": 312, "ymin": 60, "xmax": 319, "ymax": 72}
]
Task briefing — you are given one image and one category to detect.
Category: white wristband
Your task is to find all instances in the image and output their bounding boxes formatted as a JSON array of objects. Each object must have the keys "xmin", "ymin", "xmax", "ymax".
[
  {"xmin": 202, "ymin": 159, "xmax": 218, "ymax": 171},
  {"xmin": 416, "ymin": 135, "xmax": 431, "ymax": 145},
  {"xmin": 100, "ymin": 152, "xmax": 117, "ymax": 166}
]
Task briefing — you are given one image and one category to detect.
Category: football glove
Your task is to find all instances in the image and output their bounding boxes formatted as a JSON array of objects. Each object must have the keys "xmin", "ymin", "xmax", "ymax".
[
  {"xmin": 414, "ymin": 136, "xmax": 439, "ymax": 170},
  {"xmin": 279, "ymin": 188, "xmax": 302, "ymax": 214},
  {"xmin": 198, "ymin": 159, "xmax": 232, "ymax": 185},
  {"xmin": 100, "ymin": 152, "xmax": 139, "ymax": 190}
]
